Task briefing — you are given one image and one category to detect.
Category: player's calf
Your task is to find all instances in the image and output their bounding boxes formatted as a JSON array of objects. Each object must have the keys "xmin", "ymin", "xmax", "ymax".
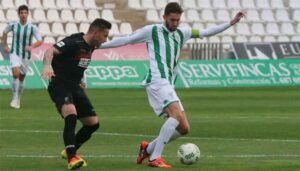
[
  {"xmin": 75, "ymin": 123, "xmax": 99, "ymax": 150},
  {"xmin": 177, "ymin": 123, "xmax": 190, "ymax": 135}
]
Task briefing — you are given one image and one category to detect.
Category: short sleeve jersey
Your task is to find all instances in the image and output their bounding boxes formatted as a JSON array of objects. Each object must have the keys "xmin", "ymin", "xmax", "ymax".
[
  {"xmin": 52, "ymin": 33, "xmax": 94, "ymax": 85},
  {"xmin": 4, "ymin": 21, "xmax": 42, "ymax": 59}
]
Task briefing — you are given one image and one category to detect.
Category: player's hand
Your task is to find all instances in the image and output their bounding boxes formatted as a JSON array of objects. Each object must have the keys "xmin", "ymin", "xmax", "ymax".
[
  {"xmin": 230, "ymin": 11, "xmax": 246, "ymax": 26},
  {"xmin": 80, "ymin": 82, "xmax": 86, "ymax": 90},
  {"xmin": 4, "ymin": 46, "xmax": 10, "ymax": 53},
  {"xmin": 40, "ymin": 65, "xmax": 55, "ymax": 81}
]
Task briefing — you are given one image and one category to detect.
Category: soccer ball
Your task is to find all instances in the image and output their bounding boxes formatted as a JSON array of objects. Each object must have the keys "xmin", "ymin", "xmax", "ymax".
[{"xmin": 177, "ymin": 143, "xmax": 200, "ymax": 165}]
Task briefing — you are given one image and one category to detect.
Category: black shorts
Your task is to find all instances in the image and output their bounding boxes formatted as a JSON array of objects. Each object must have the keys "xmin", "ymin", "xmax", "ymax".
[{"xmin": 47, "ymin": 80, "xmax": 96, "ymax": 119}]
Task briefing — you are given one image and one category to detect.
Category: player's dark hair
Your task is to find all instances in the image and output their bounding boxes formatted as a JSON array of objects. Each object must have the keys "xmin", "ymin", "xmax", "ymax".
[
  {"xmin": 18, "ymin": 5, "xmax": 29, "ymax": 14},
  {"xmin": 164, "ymin": 2, "xmax": 183, "ymax": 16},
  {"xmin": 88, "ymin": 18, "xmax": 112, "ymax": 32}
]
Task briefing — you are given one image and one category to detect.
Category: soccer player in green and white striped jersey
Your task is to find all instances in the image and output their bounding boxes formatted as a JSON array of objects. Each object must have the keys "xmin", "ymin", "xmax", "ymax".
[
  {"xmin": 101, "ymin": 2, "xmax": 245, "ymax": 168},
  {"xmin": 2, "ymin": 5, "xmax": 43, "ymax": 109}
]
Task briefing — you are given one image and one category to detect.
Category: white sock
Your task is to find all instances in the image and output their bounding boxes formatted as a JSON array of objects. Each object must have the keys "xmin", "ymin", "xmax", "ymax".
[
  {"xmin": 147, "ymin": 130, "xmax": 181, "ymax": 155},
  {"xmin": 12, "ymin": 78, "xmax": 19, "ymax": 99},
  {"xmin": 146, "ymin": 137, "xmax": 157, "ymax": 154},
  {"xmin": 149, "ymin": 117, "xmax": 179, "ymax": 161},
  {"xmin": 169, "ymin": 129, "xmax": 182, "ymax": 142},
  {"xmin": 18, "ymin": 80, "xmax": 24, "ymax": 99}
]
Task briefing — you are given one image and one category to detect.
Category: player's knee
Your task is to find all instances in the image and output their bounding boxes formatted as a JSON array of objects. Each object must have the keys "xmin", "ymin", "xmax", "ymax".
[
  {"xmin": 12, "ymin": 74, "xmax": 19, "ymax": 79},
  {"xmin": 168, "ymin": 110, "xmax": 183, "ymax": 121}
]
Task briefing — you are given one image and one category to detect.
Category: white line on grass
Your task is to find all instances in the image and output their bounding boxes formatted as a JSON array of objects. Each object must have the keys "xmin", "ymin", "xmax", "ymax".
[
  {"xmin": 1, "ymin": 115, "xmax": 299, "ymax": 120},
  {"xmin": 205, "ymin": 154, "xmax": 300, "ymax": 158},
  {"xmin": 1, "ymin": 129, "xmax": 300, "ymax": 143},
  {"xmin": 1, "ymin": 155, "xmax": 136, "ymax": 158},
  {"xmin": 2, "ymin": 154, "xmax": 300, "ymax": 159},
  {"xmin": 32, "ymin": 62, "xmax": 48, "ymax": 89}
]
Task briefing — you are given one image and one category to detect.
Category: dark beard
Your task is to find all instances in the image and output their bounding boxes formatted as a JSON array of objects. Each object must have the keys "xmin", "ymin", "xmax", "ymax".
[{"xmin": 165, "ymin": 23, "xmax": 177, "ymax": 32}]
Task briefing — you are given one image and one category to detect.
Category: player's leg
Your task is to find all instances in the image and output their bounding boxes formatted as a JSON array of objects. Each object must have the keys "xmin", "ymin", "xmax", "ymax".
[
  {"xmin": 9, "ymin": 54, "xmax": 22, "ymax": 108},
  {"xmin": 142, "ymin": 84, "xmax": 185, "ymax": 168},
  {"xmin": 137, "ymin": 120, "xmax": 182, "ymax": 165},
  {"xmin": 148, "ymin": 103, "xmax": 186, "ymax": 168},
  {"xmin": 16, "ymin": 59, "xmax": 30, "ymax": 107},
  {"xmin": 48, "ymin": 82, "xmax": 85, "ymax": 170},
  {"xmin": 14, "ymin": 73, "xmax": 26, "ymax": 108},
  {"xmin": 61, "ymin": 104, "xmax": 86, "ymax": 170},
  {"xmin": 18, "ymin": 74, "xmax": 25, "ymax": 93},
  {"xmin": 74, "ymin": 87, "xmax": 99, "ymax": 151},
  {"xmin": 63, "ymin": 116, "xmax": 99, "ymax": 168},
  {"xmin": 146, "ymin": 107, "xmax": 188, "ymax": 155},
  {"xmin": 76, "ymin": 116, "xmax": 99, "ymax": 151},
  {"xmin": 61, "ymin": 104, "xmax": 78, "ymax": 160},
  {"xmin": 176, "ymin": 111, "xmax": 190, "ymax": 135},
  {"xmin": 11, "ymin": 67, "xmax": 21, "ymax": 99},
  {"xmin": 61, "ymin": 116, "xmax": 98, "ymax": 168},
  {"xmin": 48, "ymin": 82, "xmax": 78, "ymax": 159}
]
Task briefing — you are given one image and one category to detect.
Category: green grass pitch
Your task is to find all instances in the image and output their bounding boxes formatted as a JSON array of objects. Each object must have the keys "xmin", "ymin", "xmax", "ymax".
[{"xmin": 0, "ymin": 87, "xmax": 300, "ymax": 171}]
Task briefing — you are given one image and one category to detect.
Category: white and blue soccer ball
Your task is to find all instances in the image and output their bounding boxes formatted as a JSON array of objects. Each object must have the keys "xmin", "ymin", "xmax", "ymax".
[{"xmin": 177, "ymin": 143, "xmax": 200, "ymax": 165}]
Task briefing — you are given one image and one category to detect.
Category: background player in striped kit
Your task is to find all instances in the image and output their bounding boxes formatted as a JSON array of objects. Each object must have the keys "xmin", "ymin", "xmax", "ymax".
[
  {"xmin": 2, "ymin": 5, "xmax": 43, "ymax": 109},
  {"xmin": 101, "ymin": 2, "xmax": 245, "ymax": 168}
]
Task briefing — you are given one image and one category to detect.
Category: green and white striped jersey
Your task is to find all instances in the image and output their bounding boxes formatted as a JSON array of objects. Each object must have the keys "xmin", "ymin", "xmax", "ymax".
[
  {"xmin": 140, "ymin": 24, "xmax": 196, "ymax": 86},
  {"xmin": 4, "ymin": 21, "xmax": 42, "ymax": 59},
  {"xmin": 102, "ymin": 24, "xmax": 199, "ymax": 86},
  {"xmin": 101, "ymin": 22, "xmax": 230, "ymax": 86}
]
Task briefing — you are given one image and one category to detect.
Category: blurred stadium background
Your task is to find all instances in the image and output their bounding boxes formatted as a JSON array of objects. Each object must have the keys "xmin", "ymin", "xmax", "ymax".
[
  {"xmin": 0, "ymin": 0, "xmax": 300, "ymax": 171},
  {"xmin": 0, "ymin": 0, "xmax": 299, "ymax": 60}
]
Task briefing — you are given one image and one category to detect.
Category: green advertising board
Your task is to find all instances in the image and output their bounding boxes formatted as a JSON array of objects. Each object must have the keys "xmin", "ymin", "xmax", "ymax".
[
  {"xmin": 86, "ymin": 61, "xmax": 185, "ymax": 88},
  {"xmin": 0, "ymin": 61, "xmax": 47, "ymax": 89},
  {"xmin": 0, "ymin": 59, "xmax": 300, "ymax": 89},
  {"xmin": 178, "ymin": 59, "xmax": 300, "ymax": 88},
  {"xmin": 86, "ymin": 61, "xmax": 148, "ymax": 88}
]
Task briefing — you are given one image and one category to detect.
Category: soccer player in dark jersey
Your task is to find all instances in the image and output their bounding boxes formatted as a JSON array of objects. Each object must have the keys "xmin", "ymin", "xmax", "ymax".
[{"xmin": 40, "ymin": 18, "xmax": 111, "ymax": 170}]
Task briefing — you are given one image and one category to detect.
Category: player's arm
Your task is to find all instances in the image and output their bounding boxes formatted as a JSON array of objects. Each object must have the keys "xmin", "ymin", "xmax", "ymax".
[
  {"xmin": 190, "ymin": 11, "xmax": 246, "ymax": 38},
  {"xmin": 80, "ymin": 82, "xmax": 86, "ymax": 89},
  {"xmin": 40, "ymin": 47, "xmax": 60, "ymax": 80},
  {"xmin": 25, "ymin": 25, "xmax": 43, "ymax": 52},
  {"xmin": 26, "ymin": 41, "xmax": 43, "ymax": 52},
  {"xmin": 79, "ymin": 73, "xmax": 87, "ymax": 89},
  {"xmin": 2, "ymin": 22, "xmax": 13, "ymax": 53},
  {"xmin": 100, "ymin": 25, "xmax": 151, "ymax": 49},
  {"xmin": 41, "ymin": 37, "xmax": 75, "ymax": 80},
  {"xmin": 2, "ymin": 32, "xmax": 9, "ymax": 53}
]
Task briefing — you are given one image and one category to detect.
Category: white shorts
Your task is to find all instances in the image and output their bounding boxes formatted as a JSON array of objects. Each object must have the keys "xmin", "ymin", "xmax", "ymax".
[
  {"xmin": 145, "ymin": 81, "xmax": 184, "ymax": 117},
  {"xmin": 9, "ymin": 53, "xmax": 30, "ymax": 74}
]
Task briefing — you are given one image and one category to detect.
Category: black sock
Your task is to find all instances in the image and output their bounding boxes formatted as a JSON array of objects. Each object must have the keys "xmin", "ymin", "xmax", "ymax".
[
  {"xmin": 75, "ymin": 123, "xmax": 99, "ymax": 150},
  {"xmin": 63, "ymin": 114, "xmax": 77, "ymax": 160}
]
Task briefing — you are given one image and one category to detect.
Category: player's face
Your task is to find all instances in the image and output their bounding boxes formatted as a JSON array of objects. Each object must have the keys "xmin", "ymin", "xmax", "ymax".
[
  {"xmin": 93, "ymin": 28, "xmax": 109, "ymax": 48},
  {"xmin": 19, "ymin": 10, "xmax": 28, "ymax": 23},
  {"xmin": 163, "ymin": 13, "xmax": 182, "ymax": 31}
]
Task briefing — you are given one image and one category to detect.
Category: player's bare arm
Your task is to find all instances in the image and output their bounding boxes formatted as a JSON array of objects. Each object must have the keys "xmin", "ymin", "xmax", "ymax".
[
  {"xmin": 2, "ymin": 32, "xmax": 10, "ymax": 53},
  {"xmin": 25, "ymin": 40, "xmax": 44, "ymax": 52},
  {"xmin": 40, "ymin": 47, "xmax": 60, "ymax": 80}
]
